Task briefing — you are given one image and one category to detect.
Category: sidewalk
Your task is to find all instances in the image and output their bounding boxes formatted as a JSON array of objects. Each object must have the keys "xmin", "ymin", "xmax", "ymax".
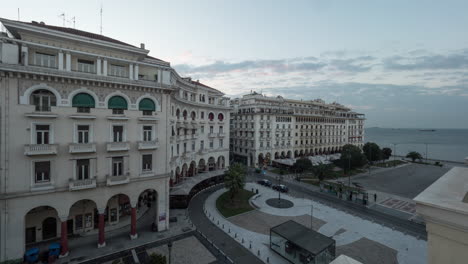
[{"xmin": 57, "ymin": 209, "xmax": 194, "ymax": 263}]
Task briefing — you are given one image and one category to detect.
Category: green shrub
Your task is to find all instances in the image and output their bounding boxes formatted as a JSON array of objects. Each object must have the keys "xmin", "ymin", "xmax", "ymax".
[{"xmin": 148, "ymin": 253, "xmax": 167, "ymax": 264}]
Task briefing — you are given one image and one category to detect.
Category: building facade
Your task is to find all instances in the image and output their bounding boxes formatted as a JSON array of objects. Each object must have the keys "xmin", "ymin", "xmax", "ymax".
[
  {"xmin": 0, "ymin": 18, "xmax": 229, "ymax": 261},
  {"xmin": 229, "ymin": 92, "xmax": 365, "ymax": 167}
]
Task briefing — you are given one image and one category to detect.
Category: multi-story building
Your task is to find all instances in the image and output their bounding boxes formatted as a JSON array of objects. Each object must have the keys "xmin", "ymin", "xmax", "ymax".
[
  {"xmin": 0, "ymin": 18, "xmax": 229, "ymax": 262},
  {"xmin": 230, "ymin": 92, "xmax": 365, "ymax": 167}
]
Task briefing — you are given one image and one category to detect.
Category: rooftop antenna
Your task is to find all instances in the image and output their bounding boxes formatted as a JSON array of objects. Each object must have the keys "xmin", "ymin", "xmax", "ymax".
[
  {"xmin": 67, "ymin": 16, "xmax": 76, "ymax": 28},
  {"xmin": 100, "ymin": 4, "xmax": 103, "ymax": 34},
  {"xmin": 59, "ymin": 13, "xmax": 65, "ymax": 27}
]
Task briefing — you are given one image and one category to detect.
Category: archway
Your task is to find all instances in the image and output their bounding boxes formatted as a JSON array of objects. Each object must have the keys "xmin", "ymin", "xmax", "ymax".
[
  {"xmin": 189, "ymin": 161, "xmax": 196, "ymax": 176},
  {"xmin": 25, "ymin": 206, "xmax": 60, "ymax": 245},
  {"xmin": 68, "ymin": 199, "xmax": 98, "ymax": 236},
  {"xmin": 138, "ymin": 189, "xmax": 159, "ymax": 232},
  {"xmin": 258, "ymin": 153, "xmax": 264, "ymax": 166},
  {"xmin": 280, "ymin": 151, "xmax": 286, "ymax": 158},
  {"xmin": 217, "ymin": 156, "xmax": 225, "ymax": 169},
  {"xmin": 265, "ymin": 153, "xmax": 272, "ymax": 165},
  {"xmin": 208, "ymin": 157, "xmax": 216, "ymax": 171},
  {"xmin": 287, "ymin": 151, "xmax": 292, "ymax": 158},
  {"xmin": 182, "ymin": 163, "xmax": 188, "ymax": 178},
  {"xmin": 299, "ymin": 150, "xmax": 304, "ymax": 156},
  {"xmin": 175, "ymin": 167, "xmax": 181, "ymax": 184},
  {"xmin": 294, "ymin": 150, "xmax": 298, "ymax": 158},
  {"xmin": 198, "ymin": 159, "xmax": 206, "ymax": 172},
  {"xmin": 274, "ymin": 152, "xmax": 279, "ymax": 159}
]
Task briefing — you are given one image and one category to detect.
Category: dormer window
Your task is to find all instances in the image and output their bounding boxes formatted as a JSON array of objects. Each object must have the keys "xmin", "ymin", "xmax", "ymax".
[{"xmin": 31, "ymin": 90, "xmax": 56, "ymax": 112}]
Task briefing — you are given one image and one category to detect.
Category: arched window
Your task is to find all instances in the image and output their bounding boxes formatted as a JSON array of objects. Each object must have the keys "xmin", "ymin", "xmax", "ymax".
[
  {"xmin": 218, "ymin": 113, "xmax": 224, "ymax": 121},
  {"xmin": 30, "ymin": 89, "xmax": 56, "ymax": 112},
  {"xmin": 72, "ymin": 93, "xmax": 95, "ymax": 113},
  {"xmin": 208, "ymin": 112, "xmax": 214, "ymax": 121},
  {"xmin": 138, "ymin": 98, "xmax": 155, "ymax": 116},
  {"xmin": 176, "ymin": 109, "xmax": 180, "ymax": 119},
  {"xmin": 191, "ymin": 111, "xmax": 196, "ymax": 121},
  {"xmin": 183, "ymin": 110, "xmax": 188, "ymax": 120},
  {"xmin": 108, "ymin": 96, "xmax": 127, "ymax": 115}
]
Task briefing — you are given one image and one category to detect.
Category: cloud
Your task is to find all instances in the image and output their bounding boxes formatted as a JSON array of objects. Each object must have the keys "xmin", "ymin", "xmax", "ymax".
[{"xmin": 383, "ymin": 49, "xmax": 468, "ymax": 71}]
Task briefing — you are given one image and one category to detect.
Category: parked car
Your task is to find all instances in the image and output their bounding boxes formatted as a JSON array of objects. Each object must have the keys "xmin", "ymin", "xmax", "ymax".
[
  {"xmin": 273, "ymin": 184, "xmax": 289, "ymax": 193},
  {"xmin": 257, "ymin": 179, "xmax": 272, "ymax": 187}
]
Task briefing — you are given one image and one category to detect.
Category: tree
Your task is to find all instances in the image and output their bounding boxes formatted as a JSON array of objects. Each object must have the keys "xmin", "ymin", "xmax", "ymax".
[
  {"xmin": 363, "ymin": 142, "xmax": 382, "ymax": 162},
  {"xmin": 336, "ymin": 144, "xmax": 367, "ymax": 172},
  {"xmin": 148, "ymin": 253, "xmax": 167, "ymax": 264},
  {"xmin": 406, "ymin": 151, "xmax": 423, "ymax": 162},
  {"xmin": 382, "ymin": 147, "xmax": 392, "ymax": 160},
  {"xmin": 312, "ymin": 162, "xmax": 333, "ymax": 182},
  {"xmin": 224, "ymin": 163, "xmax": 246, "ymax": 201},
  {"xmin": 292, "ymin": 158, "xmax": 313, "ymax": 179}
]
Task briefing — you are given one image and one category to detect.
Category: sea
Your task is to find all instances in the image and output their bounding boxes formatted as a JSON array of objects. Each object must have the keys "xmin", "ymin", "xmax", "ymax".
[{"xmin": 364, "ymin": 128, "xmax": 468, "ymax": 163}]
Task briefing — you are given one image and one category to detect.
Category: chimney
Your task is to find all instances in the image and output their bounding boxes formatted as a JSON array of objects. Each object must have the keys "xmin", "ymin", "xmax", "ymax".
[{"xmin": 140, "ymin": 43, "xmax": 145, "ymax": 49}]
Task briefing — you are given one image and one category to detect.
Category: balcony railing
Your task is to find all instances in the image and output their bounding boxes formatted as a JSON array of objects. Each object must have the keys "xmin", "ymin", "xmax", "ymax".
[
  {"xmin": 218, "ymin": 132, "xmax": 226, "ymax": 137},
  {"xmin": 69, "ymin": 143, "xmax": 96, "ymax": 153},
  {"xmin": 107, "ymin": 141, "xmax": 130, "ymax": 152},
  {"xmin": 106, "ymin": 173, "xmax": 130, "ymax": 186},
  {"xmin": 138, "ymin": 140, "xmax": 160, "ymax": 150},
  {"xmin": 24, "ymin": 144, "xmax": 58, "ymax": 156},
  {"xmin": 208, "ymin": 132, "xmax": 217, "ymax": 138},
  {"xmin": 69, "ymin": 177, "xmax": 96, "ymax": 191}
]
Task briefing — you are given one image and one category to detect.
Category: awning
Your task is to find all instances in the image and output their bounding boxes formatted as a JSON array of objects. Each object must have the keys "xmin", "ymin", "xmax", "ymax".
[
  {"xmin": 139, "ymin": 98, "xmax": 156, "ymax": 111},
  {"xmin": 108, "ymin": 96, "xmax": 128, "ymax": 109},
  {"xmin": 72, "ymin": 93, "xmax": 95, "ymax": 108}
]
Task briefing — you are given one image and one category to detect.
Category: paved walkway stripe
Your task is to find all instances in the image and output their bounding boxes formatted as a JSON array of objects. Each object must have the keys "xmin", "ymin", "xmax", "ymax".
[{"xmin": 131, "ymin": 249, "xmax": 140, "ymax": 264}]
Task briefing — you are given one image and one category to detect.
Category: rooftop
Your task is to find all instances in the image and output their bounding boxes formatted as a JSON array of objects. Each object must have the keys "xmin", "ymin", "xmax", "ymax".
[
  {"xmin": 271, "ymin": 220, "xmax": 335, "ymax": 255},
  {"xmin": 414, "ymin": 167, "xmax": 468, "ymax": 216}
]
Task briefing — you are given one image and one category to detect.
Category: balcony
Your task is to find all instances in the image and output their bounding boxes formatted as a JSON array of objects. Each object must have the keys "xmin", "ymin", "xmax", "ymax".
[
  {"xmin": 138, "ymin": 140, "xmax": 160, "ymax": 150},
  {"xmin": 69, "ymin": 177, "xmax": 97, "ymax": 191},
  {"xmin": 106, "ymin": 173, "xmax": 130, "ymax": 186},
  {"xmin": 208, "ymin": 132, "xmax": 217, "ymax": 138},
  {"xmin": 24, "ymin": 144, "xmax": 58, "ymax": 156},
  {"xmin": 107, "ymin": 141, "xmax": 130, "ymax": 152},
  {"xmin": 218, "ymin": 132, "xmax": 226, "ymax": 137},
  {"xmin": 191, "ymin": 133, "xmax": 198, "ymax": 139},
  {"xmin": 69, "ymin": 143, "xmax": 96, "ymax": 153}
]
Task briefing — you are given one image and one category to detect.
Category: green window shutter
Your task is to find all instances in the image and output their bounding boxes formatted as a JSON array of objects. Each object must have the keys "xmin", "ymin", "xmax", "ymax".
[
  {"xmin": 72, "ymin": 93, "xmax": 95, "ymax": 108},
  {"xmin": 108, "ymin": 96, "xmax": 128, "ymax": 109},
  {"xmin": 139, "ymin": 98, "xmax": 156, "ymax": 111}
]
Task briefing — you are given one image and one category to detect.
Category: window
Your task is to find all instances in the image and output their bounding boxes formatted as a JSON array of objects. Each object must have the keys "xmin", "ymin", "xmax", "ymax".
[
  {"xmin": 34, "ymin": 52, "xmax": 56, "ymax": 68},
  {"xmin": 200, "ymin": 140, "xmax": 204, "ymax": 150},
  {"xmin": 35, "ymin": 161, "xmax": 50, "ymax": 183},
  {"xmin": 218, "ymin": 113, "xmax": 224, "ymax": 121},
  {"xmin": 219, "ymin": 126, "xmax": 223, "ymax": 133},
  {"xmin": 210, "ymin": 140, "xmax": 214, "ymax": 149},
  {"xmin": 183, "ymin": 143, "xmax": 187, "ymax": 153},
  {"xmin": 219, "ymin": 139, "xmax": 223, "ymax": 148},
  {"xmin": 192, "ymin": 142, "xmax": 195, "ymax": 151},
  {"xmin": 201, "ymin": 126, "xmax": 205, "ymax": 134},
  {"xmin": 201, "ymin": 112, "xmax": 205, "ymax": 119},
  {"xmin": 143, "ymin": 126, "xmax": 153, "ymax": 141},
  {"xmin": 76, "ymin": 159, "xmax": 90, "ymax": 180},
  {"xmin": 210, "ymin": 126, "xmax": 214, "ymax": 133},
  {"xmin": 77, "ymin": 125, "xmax": 90, "ymax": 143},
  {"xmin": 108, "ymin": 96, "xmax": 127, "ymax": 115},
  {"xmin": 176, "ymin": 144, "xmax": 179, "ymax": 154},
  {"xmin": 112, "ymin": 157, "xmax": 124, "ymax": 176},
  {"xmin": 31, "ymin": 90, "xmax": 56, "ymax": 112},
  {"xmin": 35, "ymin": 125, "xmax": 50, "ymax": 144},
  {"xmin": 208, "ymin": 112, "xmax": 214, "ymax": 121},
  {"xmin": 77, "ymin": 59, "xmax": 95, "ymax": 73},
  {"xmin": 112, "ymin": 125, "xmax": 124, "ymax": 142},
  {"xmin": 142, "ymin": 154, "xmax": 152, "ymax": 171},
  {"xmin": 109, "ymin": 64, "xmax": 127, "ymax": 77}
]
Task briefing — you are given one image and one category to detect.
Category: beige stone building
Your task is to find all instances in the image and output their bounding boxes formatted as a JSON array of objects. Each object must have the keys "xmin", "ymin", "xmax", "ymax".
[
  {"xmin": 0, "ymin": 18, "xmax": 229, "ymax": 261},
  {"xmin": 415, "ymin": 167, "xmax": 468, "ymax": 264},
  {"xmin": 230, "ymin": 92, "xmax": 365, "ymax": 166}
]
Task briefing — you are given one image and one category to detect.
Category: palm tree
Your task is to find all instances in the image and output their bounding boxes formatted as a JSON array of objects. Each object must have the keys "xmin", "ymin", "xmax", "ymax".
[
  {"xmin": 224, "ymin": 163, "xmax": 246, "ymax": 202},
  {"xmin": 312, "ymin": 162, "xmax": 333, "ymax": 182},
  {"xmin": 406, "ymin": 151, "xmax": 423, "ymax": 162}
]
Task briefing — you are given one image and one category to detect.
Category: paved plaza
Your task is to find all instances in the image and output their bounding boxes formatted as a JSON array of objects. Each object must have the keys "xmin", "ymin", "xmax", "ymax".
[
  {"xmin": 205, "ymin": 183, "xmax": 427, "ymax": 264},
  {"xmin": 352, "ymin": 163, "xmax": 449, "ymax": 199},
  {"xmin": 146, "ymin": 236, "xmax": 217, "ymax": 264}
]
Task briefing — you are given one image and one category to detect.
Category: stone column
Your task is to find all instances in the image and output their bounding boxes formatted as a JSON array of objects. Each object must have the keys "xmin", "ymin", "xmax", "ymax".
[
  {"xmin": 129, "ymin": 64, "xmax": 134, "ymax": 80},
  {"xmin": 59, "ymin": 218, "xmax": 69, "ymax": 257},
  {"xmin": 134, "ymin": 64, "xmax": 139, "ymax": 80},
  {"xmin": 130, "ymin": 207, "xmax": 137, "ymax": 239},
  {"xmin": 97, "ymin": 210, "xmax": 106, "ymax": 248},
  {"xmin": 96, "ymin": 58, "xmax": 102, "ymax": 75},
  {"xmin": 65, "ymin": 53, "xmax": 71, "ymax": 71},
  {"xmin": 103, "ymin": 59, "xmax": 108, "ymax": 76},
  {"xmin": 58, "ymin": 51, "xmax": 64, "ymax": 70}
]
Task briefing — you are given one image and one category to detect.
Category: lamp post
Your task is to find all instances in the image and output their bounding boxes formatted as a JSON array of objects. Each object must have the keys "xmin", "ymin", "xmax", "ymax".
[
  {"xmin": 168, "ymin": 241, "xmax": 173, "ymax": 264},
  {"xmin": 425, "ymin": 143, "xmax": 428, "ymax": 163},
  {"xmin": 347, "ymin": 154, "xmax": 351, "ymax": 188},
  {"xmin": 392, "ymin": 143, "xmax": 397, "ymax": 166}
]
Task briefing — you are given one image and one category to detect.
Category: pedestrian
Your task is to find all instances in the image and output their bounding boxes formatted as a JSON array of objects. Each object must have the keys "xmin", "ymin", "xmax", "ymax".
[{"xmin": 374, "ymin": 193, "xmax": 377, "ymax": 202}]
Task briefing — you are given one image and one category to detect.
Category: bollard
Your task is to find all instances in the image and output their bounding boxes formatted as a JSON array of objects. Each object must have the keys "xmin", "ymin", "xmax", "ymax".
[
  {"xmin": 235, "ymin": 233, "xmax": 237, "ymax": 238},
  {"xmin": 257, "ymin": 250, "xmax": 260, "ymax": 256},
  {"xmin": 228, "ymin": 228, "xmax": 230, "ymax": 233},
  {"xmin": 222, "ymin": 224, "xmax": 224, "ymax": 229},
  {"xmin": 242, "ymin": 238, "xmax": 244, "ymax": 244},
  {"xmin": 217, "ymin": 220, "xmax": 219, "ymax": 225},
  {"xmin": 249, "ymin": 242, "xmax": 252, "ymax": 249},
  {"xmin": 267, "ymin": 257, "xmax": 269, "ymax": 263}
]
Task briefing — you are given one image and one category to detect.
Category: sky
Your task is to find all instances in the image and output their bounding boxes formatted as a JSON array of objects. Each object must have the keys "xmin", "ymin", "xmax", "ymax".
[{"xmin": 1, "ymin": 0, "xmax": 468, "ymax": 128}]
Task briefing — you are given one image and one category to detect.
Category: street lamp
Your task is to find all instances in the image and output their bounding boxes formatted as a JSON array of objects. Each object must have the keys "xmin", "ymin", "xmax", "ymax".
[
  {"xmin": 168, "ymin": 241, "xmax": 173, "ymax": 264},
  {"xmin": 392, "ymin": 143, "xmax": 397, "ymax": 166},
  {"xmin": 347, "ymin": 154, "xmax": 351, "ymax": 188}
]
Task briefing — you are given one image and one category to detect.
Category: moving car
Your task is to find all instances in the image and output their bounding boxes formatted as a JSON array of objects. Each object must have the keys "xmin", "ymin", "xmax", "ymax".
[
  {"xmin": 257, "ymin": 179, "xmax": 272, "ymax": 187},
  {"xmin": 272, "ymin": 184, "xmax": 289, "ymax": 193}
]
